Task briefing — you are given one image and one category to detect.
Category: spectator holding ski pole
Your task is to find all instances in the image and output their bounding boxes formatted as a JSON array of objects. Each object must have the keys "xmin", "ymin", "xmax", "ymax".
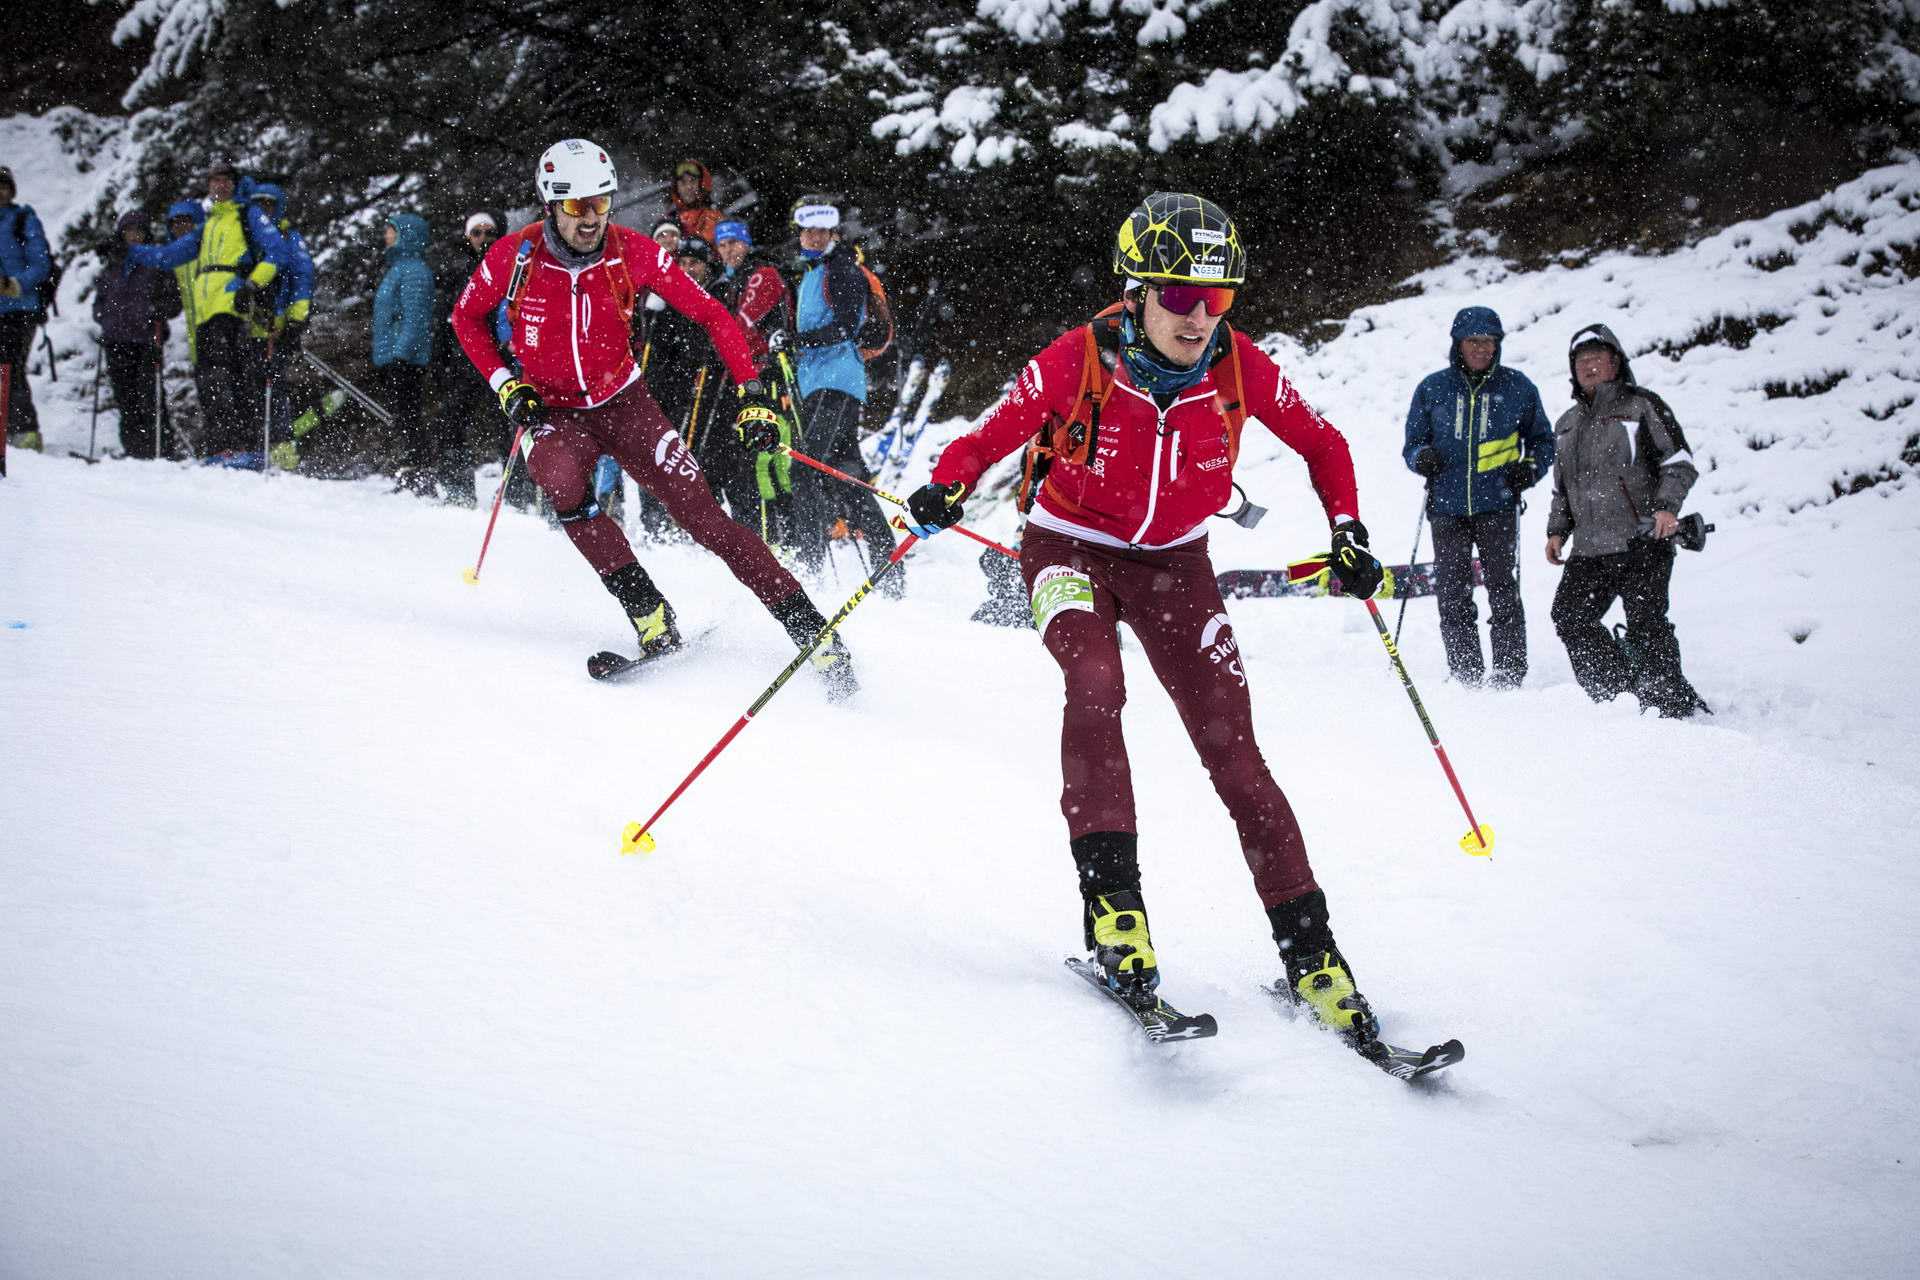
[
  {"xmin": 901, "ymin": 192, "xmax": 1441, "ymax": 1068},
  {"xmin": 1401, "ymin": 305, "xmax": 1553, "ymax": 687},
  {"xmin": 449, "ymin": 138, "xmax": 859, "ymax": 694}
]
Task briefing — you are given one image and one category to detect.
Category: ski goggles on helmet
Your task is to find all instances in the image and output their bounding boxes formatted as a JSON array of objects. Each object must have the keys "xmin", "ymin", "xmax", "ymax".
[
  {"xmin": 1150, "ymin": 283, "xmax": 1236, "ymax": 316},
  {"xmin": 553, "ymin": 194, "xmax": 613, "ymax": 217}
]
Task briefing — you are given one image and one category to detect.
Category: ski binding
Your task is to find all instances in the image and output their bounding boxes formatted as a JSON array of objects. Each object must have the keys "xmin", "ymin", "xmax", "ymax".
[{"xmin": 1066, "ymin": 957, "xmax": 1218, "ymax": 1043}]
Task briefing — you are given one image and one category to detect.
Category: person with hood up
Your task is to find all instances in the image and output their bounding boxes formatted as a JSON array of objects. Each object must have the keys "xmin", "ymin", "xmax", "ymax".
[
  {"xmin": 661, "ymin": 158, "xmax": 723, "ymax": 244},
  {"xmin": 126, "ymin": 162, "xmax": 287, "ymax": 457},
  {"xmin": 1546, "ymin": 323, "xmax": 1707, "ymax": 719},
  {"xmin": 372, "ymin": 212, "xmax": 437, "ymax": 491},
  {"xmin": 1401, "ymin": 305, "xmax": 1553, "ymax": 687},
  {"xmin": 0, "ymin": 163, "xmax": 54, "ymax": 449},
  {"xmin": 92, "ymin": 209, "xmax": 182, "ymax": 459}
]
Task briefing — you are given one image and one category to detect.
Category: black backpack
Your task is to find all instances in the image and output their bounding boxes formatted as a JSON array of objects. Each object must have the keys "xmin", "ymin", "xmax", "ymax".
[{"xmin": 10, "ymin": 206, "xmax": 61, "ymax": 322}]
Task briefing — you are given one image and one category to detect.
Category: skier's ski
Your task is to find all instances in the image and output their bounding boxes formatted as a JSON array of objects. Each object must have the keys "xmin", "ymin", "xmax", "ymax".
[
  {"xmin": 865, "ymin": 356, "xmax": 925, "ymax": 473},
  {"xmin": 1217, "ymin": 558, "xmax": 1485, "ymax": 602},
  {"xmin": 586, "ymin": 628, "xmax": 716, "ymax": 682},
  {"xmin": 1265, "ymin": 984, "xmax": 1462, "ymax": 1082},
  {"xmin": 878, "ymin": 358, "xmax": 949, "ymax": 489},
  {"xmin": 1066, "ymin": 957, "xmax": 1218, "ymax": 1043}
]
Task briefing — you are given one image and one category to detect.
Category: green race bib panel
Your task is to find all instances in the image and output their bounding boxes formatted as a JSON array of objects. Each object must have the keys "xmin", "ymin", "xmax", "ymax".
[{"xmin": 1030, "ymin": 564, "xmax": 1096, "ymax": 636}]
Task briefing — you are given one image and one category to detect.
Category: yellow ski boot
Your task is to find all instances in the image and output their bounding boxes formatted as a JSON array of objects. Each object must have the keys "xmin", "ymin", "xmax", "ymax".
[{"xmin": 1088, "ymin": 891, "xmax": 1159, "ymax": 1006}]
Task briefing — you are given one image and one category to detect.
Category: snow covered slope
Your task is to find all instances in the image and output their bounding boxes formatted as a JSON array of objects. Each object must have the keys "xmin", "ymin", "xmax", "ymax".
[{"xmin": 5, "ymin": 122, "xmax": 1919, "ymax": 1277}]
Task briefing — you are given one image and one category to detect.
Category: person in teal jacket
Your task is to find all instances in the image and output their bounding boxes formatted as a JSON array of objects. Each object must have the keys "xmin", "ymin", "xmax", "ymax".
[
  {"xmin": 372, "ymin": 212, "xmax": 437, "ymax": 488},
  {"xmin": 1401, "ymin": 305, "xmax": 1554, "ymax": 688},
  {"xmin": 783, "ymin": 198, "xmax": 900, "ymax": 589}
]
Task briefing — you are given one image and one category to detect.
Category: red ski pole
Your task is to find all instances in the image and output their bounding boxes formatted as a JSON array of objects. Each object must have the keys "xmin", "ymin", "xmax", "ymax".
[
  {"xmin": 620, "ymin": 531, "xmax": 919, "ymax": 854},
  {"xmin": 0, "ymin": 364, "xmax": 11, "ymax": 479},
  {"xmin": 1362, "ymin": 596, "xmax": 1494, "ymax": 856},
  {"xmin": 783, "ymin": 447, "xmax": 1018, "ymax": 560},
  {"xmin": 463, "ymin": 424, "xmax": 529, "ymax": 585}
]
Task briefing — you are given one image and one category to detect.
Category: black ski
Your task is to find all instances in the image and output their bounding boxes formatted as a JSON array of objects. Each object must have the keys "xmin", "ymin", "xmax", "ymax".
[
  {"xmin": 1066, "ymin": 957, "xmax": 1218, "ymax": 1043},
  {"xmin": 1266, "ymin": 984, "xmax": 1462, "ymax": 1082},
  {"xmin": 586, "ymin": 628, "xmax": 715, "ymax": 682}
]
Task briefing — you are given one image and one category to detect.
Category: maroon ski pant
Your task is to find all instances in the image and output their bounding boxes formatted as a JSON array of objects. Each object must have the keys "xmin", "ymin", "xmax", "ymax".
[
  {"xmin": 527, "ymin": 379, "xmax": 802, "ymax": 607},
  {"xmin": 1020, "ymin": 529, "xmax": 1318, "ymax": 909}
]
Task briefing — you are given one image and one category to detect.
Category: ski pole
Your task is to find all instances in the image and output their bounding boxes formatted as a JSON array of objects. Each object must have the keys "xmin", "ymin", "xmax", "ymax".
[
  {"xmin": 1, "ymin": 364, "xmax": 11, "ymax": 478},
  {"xmin": 620, "ymin": 531, "xmax": 920, "ymax": 855},
  {"xmin": 1393, "ymin": 481, "xmax": 1430, "ymax": 646},
  {"xmin": 262, "ymin": 333, "xmax": 276, "ymax": 480},
  {"xmin": 783, "ymin": 447, "xmax": 1019, "ymax": 560},
  {"xmin": 153, "ymin": 345, "xmax": 165, "ymax": 461},
  {"xmin": 86, "ymin": 339, "xmax": 103, "ymax": 461},
  {"xmin": 463, "ymin": 423, "xmax": 530, "ymax": 585},
  {"xmin": 1361, "ymin": 595, "xmax": 1493, "ymax": 857}
]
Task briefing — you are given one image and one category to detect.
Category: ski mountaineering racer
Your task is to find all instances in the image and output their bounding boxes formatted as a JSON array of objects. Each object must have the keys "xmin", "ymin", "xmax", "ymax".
[
  {"xmin": 449, "ymin": 139, "xmax": 857, "ymax": 693},
  {"xmin": 903, "ymin": 192, "xmax": 1441, "ymax": 1065}
]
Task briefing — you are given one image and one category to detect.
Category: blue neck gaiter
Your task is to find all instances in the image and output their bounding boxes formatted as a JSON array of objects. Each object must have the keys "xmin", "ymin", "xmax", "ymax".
[{"xmin": 1120, "ymin": 312, "xmax": 1221, "ymax": 397}]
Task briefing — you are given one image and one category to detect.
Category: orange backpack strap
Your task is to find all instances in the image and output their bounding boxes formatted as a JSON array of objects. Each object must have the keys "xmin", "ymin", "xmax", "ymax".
[
  {"xmin": 1209, "ymin": 323, "xmax": 1247, "ymax": 464},
  {"xmin": 1017, "ymin": 304, "xmax": 1126, "ymax": 513}
]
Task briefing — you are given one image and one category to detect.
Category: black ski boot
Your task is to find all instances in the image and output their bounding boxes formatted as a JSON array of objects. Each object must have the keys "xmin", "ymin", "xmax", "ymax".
[
  {"xmin": 769, "ymin": 590, "xmax": 859, "ymax": 702},
  {"xmin": 1268, "ymin": 889, "xmax": 1379, "ymax": 1049},
  {"xmin": 604, "ymin": 562, "xmax": 683, "ymax": 663}
]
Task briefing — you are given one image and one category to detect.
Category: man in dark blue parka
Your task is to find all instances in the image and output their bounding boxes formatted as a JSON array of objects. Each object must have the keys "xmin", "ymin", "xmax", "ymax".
[{"xmin": 1402, "ymin": 305, "xmax": 1553, "ymax": 687}]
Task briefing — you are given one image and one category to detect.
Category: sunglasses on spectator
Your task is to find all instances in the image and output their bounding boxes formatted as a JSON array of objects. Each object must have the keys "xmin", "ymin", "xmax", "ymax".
[
  {"xmin": 1151, "ymin": 284, "xmax": 1236, "ymax": 316},
  {"xmin": 553, "ymin": 195, "xmax": 612, "ymax": 217}
]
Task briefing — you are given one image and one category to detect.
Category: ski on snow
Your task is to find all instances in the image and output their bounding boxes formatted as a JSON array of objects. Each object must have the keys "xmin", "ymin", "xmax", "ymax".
[
  {"xmin": 1063, "ymin": 959, "xmax": 1462, "ymax": 1079},
  {"xmin": 1065, "ymin": 957, "xmax": 1218, "ymax": 1043},
  {"xmin": 1264, "ymin": 984, "xmax": 1464, "ymax": 1082},
  {"xmin": 586, "ymin": 628, "xmax": 718, "ymax": 682}
]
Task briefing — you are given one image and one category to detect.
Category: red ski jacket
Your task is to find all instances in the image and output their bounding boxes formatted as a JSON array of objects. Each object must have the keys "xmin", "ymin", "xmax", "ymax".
[
  {"xmin": 931, "ymin": 326, "xmax": 1360, "ymax": 549},
  {"xmin": 452, "ymin": 222, "xmax": 755, "ymax": 409}
]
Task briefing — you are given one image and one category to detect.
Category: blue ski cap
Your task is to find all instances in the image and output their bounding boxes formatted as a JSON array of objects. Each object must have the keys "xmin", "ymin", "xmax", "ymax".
[{"xmin": 714, "ymin": 219, "xmax": 751, "ymax": 247}]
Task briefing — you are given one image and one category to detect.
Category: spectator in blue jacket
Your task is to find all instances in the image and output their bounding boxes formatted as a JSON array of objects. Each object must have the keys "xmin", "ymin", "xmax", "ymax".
[
  {"xmin": 0, "ymin": 164, "xmax": 54, "ymax": 448},
  {"xmin": 372, "ymin": 212, "xmax": 436, "ymax": 490},
  {"xmin": 1402, "ymin": 305, "xmax": 1553, "ymax": 687},
  {"xmin": 248, "ymin": 183, "xmax": 313, "ymax": 468}
]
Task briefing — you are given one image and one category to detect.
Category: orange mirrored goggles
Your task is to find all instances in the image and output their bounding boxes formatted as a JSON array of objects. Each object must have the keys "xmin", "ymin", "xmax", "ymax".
[
  {"xmin": 553, "ymin": 194, "xmax": 613, "ymax": 217},
  {"xmin": 1151, "ymin": 284, "xmax": 1236, "ymax": 316}
]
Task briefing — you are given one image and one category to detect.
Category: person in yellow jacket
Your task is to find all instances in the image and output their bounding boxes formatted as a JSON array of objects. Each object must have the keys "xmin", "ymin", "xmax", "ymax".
[{"xmin": 129, "ymin": 162, "xmax": 287, "ymax": 457}]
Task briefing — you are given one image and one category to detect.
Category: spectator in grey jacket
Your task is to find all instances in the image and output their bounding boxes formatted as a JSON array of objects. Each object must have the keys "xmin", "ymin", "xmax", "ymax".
[{"xmin": 1546, "ymin": 323, "xmax": 1707, "ymax": 718}]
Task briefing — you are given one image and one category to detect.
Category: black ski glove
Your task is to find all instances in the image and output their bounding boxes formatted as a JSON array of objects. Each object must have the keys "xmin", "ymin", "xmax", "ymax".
[
  {"xmin": 734, "ymin": 378, "xmax": 785, "ymax": 452},
  {"xmin": 498, "ymin": 378, "xmax": 544, "ymax": 431},
  {"xmin": 1504, "ymin": 458, "xmax": 1537, "ymax": 493},
  {"xmin": 1329, "ymin": 519, "xmax": 1384, "ymax": 598},
  {"xmin": 906, "ymin": 481, "xmax": 967, "ymax": 536},
  {"xmin": 1412, "ymin": 446, "xmax": 1444, "ymax": 478}
]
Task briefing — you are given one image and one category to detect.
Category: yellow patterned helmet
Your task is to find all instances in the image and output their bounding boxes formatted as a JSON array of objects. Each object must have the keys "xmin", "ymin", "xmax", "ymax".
[{"xmin": 1113, "ymin": 192, "xmax": 1246, "ymax": 285}]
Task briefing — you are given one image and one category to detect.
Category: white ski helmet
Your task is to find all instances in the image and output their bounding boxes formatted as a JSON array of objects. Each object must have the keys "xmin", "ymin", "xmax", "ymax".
[{"xmin": 535, "ymin": 139, "xmax": 618, "ymax": 204}]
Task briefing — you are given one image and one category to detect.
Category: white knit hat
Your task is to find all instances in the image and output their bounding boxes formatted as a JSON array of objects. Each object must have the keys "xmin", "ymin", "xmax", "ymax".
[{"xmin": 465, "ymin": 212, "xmax": 499, "ymax": 235}]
